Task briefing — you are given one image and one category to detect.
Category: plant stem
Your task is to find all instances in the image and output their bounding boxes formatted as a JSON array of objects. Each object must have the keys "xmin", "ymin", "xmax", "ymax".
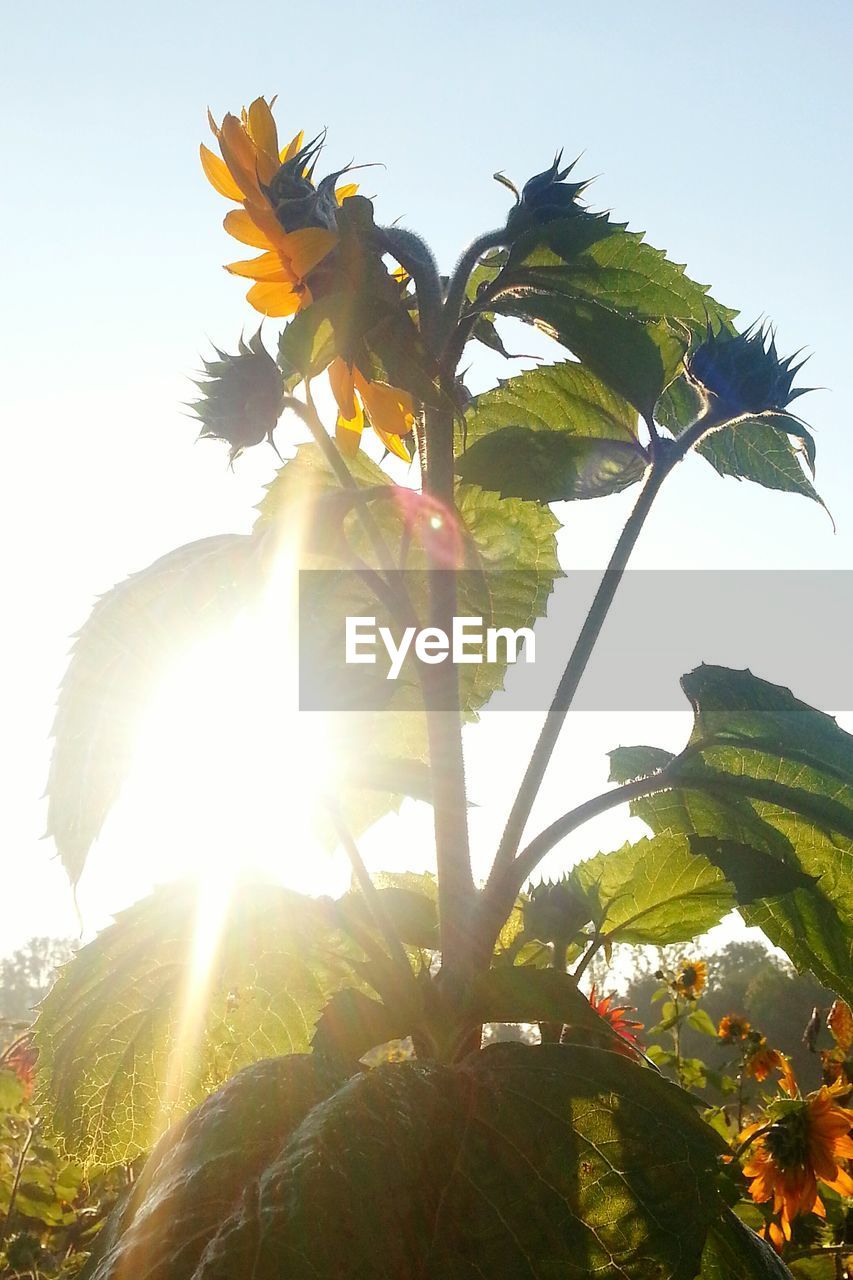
[
  {"xmin": 375, "ymin": 225, "xmax": 443, "ymax": 346},
  {"xmin": 0, "ymin": 1121, "xmax": 34, "ymax": 1248},
  {"xmin": 491, "ymin": 461, "xmax": 671, "ymax": 874},
  {"xmin": 421, "ymin": 395, "xmax": 476, "ymax": 976},
  {"xmin": 324, "ymin": 801, "xmax": 412, "ymax": 978},
  {"xmin": 440, "ymin": 228, "xmax": 508, "ymax": 348}
]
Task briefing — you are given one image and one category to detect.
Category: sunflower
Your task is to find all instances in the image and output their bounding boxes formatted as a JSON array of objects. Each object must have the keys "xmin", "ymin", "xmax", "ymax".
[
  {"xmin": 741, "ymin": 1087, "xmax": 853, "ymax": 1249},
  {"xmin": 588, "ymin": 987, "xmax": 643, "ymax": 1049},
  {"xmin": 746, "ymin": 1040, "xmax": 786, "ymax": 1083},
  {"xmin": 674, "ymin": 958, "xmax": 707, "ymax": 999},
  {"xmin": 328, "ymin": 357, "xmax": 414, "ymax": 462},
  {"xmin": 718, "ymin": 1014, "xmax": 751, "ymax": 1043},
  {"xmin": 201, "ymin": 98, "xmax": 355, "ymax": 317}
]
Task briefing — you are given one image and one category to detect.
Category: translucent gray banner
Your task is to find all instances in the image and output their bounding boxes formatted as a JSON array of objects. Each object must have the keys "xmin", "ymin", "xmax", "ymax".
[{"xmin": 298, "ymin": 570, "xmax": 853, "ymax": 712}]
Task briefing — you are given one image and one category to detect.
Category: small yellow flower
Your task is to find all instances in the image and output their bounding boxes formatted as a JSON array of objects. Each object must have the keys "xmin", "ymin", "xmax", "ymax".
[
  {"xmin": 742, "ymin": 1087, "xmax": 853, "ymax": 1249},
  {"xmin": 718, "ymin": 1014, "xmax": 751, "ymax": 1043},
  {"xmin": 674, "ymin": 959, "xmax": 707, "ymax": 999}
]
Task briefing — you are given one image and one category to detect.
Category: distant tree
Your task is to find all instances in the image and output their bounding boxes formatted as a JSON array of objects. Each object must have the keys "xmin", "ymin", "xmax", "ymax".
[{"xmin": 0, "ymin": 937, "xmax": 75, "ymax": 1028}]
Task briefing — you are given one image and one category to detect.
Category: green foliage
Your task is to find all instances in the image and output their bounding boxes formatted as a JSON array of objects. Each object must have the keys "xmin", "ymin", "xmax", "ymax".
[
  {"xmin": 571, "ymin": 832, "xmax": 735, "ymax": 946},
  {"xmin": 612, "ymin": 665, "xmax": 853, "ymax": 1001},
  {"xmin": 87, "ymin": 1044, "xmax": 732, "ymax": 1280},
  {"xmin": 458, "ymin": 361, "xmax": 647, "ymax": 501},
  {"xmin": 33, "ymin": 884, "xmax": 356, "ymax": 1167},
  {"xmin": 45, "ymin": 536, "xmax": 266, "ymax": 886}
]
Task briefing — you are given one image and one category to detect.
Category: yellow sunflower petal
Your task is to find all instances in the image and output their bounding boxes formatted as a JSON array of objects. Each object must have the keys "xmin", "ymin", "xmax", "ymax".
[
  {"xmin": 207, "ymin": 108, "xmax": 221, "ymax": 139},
  {"xmin": 222, "ymin": 209, "xmax": 276, "ymax": 250},
  {"xmin": 328, "ymin": 357, "xmax": 358, "ymax": 420},
  {"xmin": 281, "ymin": 130, "xmax": 304, "ymax": 162},
  {"xmin": 219, "ymin": 114, "xmax": 263, "ymax": 201},
  {"xmin": 282, "ymin": 227, "xmax": 337, "ymax": 277},
  {"xmin": 336, "ymin": 422, "xmax": 362, "ymax": 457},
  {"xmin": 200, "ymin": 143, "xmax": 244, "ymax": 201},
  {"xmin": 247, "ymin": 97, "xmax": 279, "ymax": 162},
  {"xmin": 374, "ymin": 424, "xmax": 412, "ymax": 462},
  {"xmin": 336, "ymin": 182, "xmax": 359, "ymax": 204},
  {"xmin": 245, "ymin": 281, "xmax": 304, "ymax": 317},
  {"xmin": 225, "ymin": 250, "xmax": 297, "ymax": 281}
]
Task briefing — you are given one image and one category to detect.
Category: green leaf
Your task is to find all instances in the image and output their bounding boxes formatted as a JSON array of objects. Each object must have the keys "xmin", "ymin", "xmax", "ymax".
[
  {"xmin": 622, "ymin": 664, "xmax": 853, "ymax": 999},
  {"xmin": 34, "ymin": 883, "xmax": 355, "ymax": 1167},
  {"xmin": 465, "ymin": 967, "xmax": 620, "ymax": 1045},
  {"xmin": 0, "ymin": 1067, "xmax": 25, "ymax": 1111},
  {"xmin": 456, "ymin": 426, "xmax": 646, "ymax": 502},
  {"xmin": 698, "ymin": 416, "xmax": 826, "ymax": 511},
  {"xmin": 572, "ymin": 831, "xmax": 734, "ymax": 945},
  {"xmin": 311, "ymin": 990, "xmax": 407, "ymax": 1069},
  {"xmin": 481, "ymin": 214, "xmax": 734, "ymax": 418},
  {"xmin": 687, "ymin": 836, "xmax": 818, "ymax": 904},
  {"xmin": 45, "ymin": 535, "xmax": 265, "ymax": 886},
  {"xmin": 701, "ymin": 1210, "xmax": 793, "ymax": 1280},
  {"xmin": 687, "ymin": 1008, "xmax": 718, "ymax": 1037},
  {"xmin": 608, "ymin": 744, "xmax": 675, "ymax": 783},
  {"xmin": 214, "ymin": 1044, "xmax": 730, "ymax": 1280},
  {"xmin": 657, "ymin": 373, "xmax": 826, "ymax": 513},
  {"xmin": 495, "ymin": 297, "xmax": 687, "ymax": 420},
  {"xmin": 82, "ymin": 1055, "xmax": 344, "ymax": 1280},
  {"xmin": 458, "ymin": 361, "xmax": 647, "ymax": 501},
  {"xmin": 502, "ymin": 215, "xmax": 735, "ymax": 328}
]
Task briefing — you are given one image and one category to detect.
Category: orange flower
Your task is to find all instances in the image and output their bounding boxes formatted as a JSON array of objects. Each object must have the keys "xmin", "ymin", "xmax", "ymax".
[
  {"xmin": 746, "ymin": 1040, "xmax": 786, "ymax": 1083},
  {"xmin": 201, "ymin": 98, "xmax": 353, "ymax": 317},
  {"xmin": 742, "ymin": 1087, "xmax": 853, "ymax": 1249},
  {"xmin": 718, "ymin": 1014, "xmax": 751, "ymax": 1043},
  {"xmin": 674, "ymin": 958, "xmax": 707, "ymax": 999},
  {"xmin": 588, "ymin": 987, "xmax": 643, "ymax": 1049},
  {"xmin": 328, "ymin": 357, "xmax": 414, "ymax": 462}
]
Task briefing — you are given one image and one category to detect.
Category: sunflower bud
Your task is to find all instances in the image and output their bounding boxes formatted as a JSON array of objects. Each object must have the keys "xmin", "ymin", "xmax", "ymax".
[
  {"xmin": 523, "ymin": 877, "xmax": 595, "ymax": 947},
  {"xmin": 262, "ymin": 133, "xmax": 347, "ymax": 233},
  {"xmin": 505, "ymin": 152, "xmax": 590, "ymax": 236},
  {"xmin": 190, "ymin": 330, "xmax": 284, "ymax": 463},
  {"xmin": 686, "ymin": 322, "xmax": 810, "ymax": 419}
]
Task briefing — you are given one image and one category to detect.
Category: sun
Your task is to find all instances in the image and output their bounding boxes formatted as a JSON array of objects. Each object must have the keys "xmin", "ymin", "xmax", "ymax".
[{"xmin": 76, "ymin": 549, "xmax": 350, "ymax": 936}]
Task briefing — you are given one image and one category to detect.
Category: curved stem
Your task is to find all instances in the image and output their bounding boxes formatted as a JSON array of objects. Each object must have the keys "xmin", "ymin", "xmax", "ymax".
[
  {"xmin": 440, "ymin": 227, "xmax": 507, "ymax": 348},
  {"xmin": 375, "ymin": 225, "xmax": 443, "ymax": 347},
  {"xmin": 476, "ymin": 771, "xmax": 672, "ymax": 961},
  {"xmin": 490, "ymin": 460, "xmax": 672, "ymax": 876}
]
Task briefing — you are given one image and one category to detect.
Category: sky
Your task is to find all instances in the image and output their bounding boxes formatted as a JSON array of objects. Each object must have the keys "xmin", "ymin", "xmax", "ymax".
[{"xmin": 2, "ymin": 0, "xmax": 853, "ymax": 958}]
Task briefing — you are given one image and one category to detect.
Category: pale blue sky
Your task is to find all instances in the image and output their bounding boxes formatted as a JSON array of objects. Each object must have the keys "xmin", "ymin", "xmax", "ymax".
[{"xmin": 2, "ymin": 1, "xmax": 852, "ymax": 953}]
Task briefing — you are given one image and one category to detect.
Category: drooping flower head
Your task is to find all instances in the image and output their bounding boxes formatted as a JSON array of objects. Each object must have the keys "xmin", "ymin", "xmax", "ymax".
[
  {"xmin": 741, "ymin": 1087, "xmax": 853, "ymax": 1249},
  {"xmin": 190, "ymin": 330, "xmax": 285, "ymax": 462},
  {"xmin": 588, "ymin": 987, "xmax": 643, "ymax": 1049},
  {"xmin": 674, "ymin": 958, "xmax": 707, "ymax": 1000},
  {"xmin": 745, "ymin": 1039, "xmax": 786, "ymax": 1083},
  {"xmin": 201, "ymin": 98, "xmax": 356, "ymax": 317},
  {"xmin": 718, "ymin": 1013, "xmax": 751, "ymax": 1044},
  {"xmin": 686, "ymin": 322, "xmax": 811, "ymax": 420}
]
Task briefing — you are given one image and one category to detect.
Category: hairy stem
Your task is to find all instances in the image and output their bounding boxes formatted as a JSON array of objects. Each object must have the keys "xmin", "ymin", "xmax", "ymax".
[
  {"xmin": 440, "ymin": 227, "xmax": 508, "ymax": 349},
  {"xmin": 375, "ymin": 225, "xmax": 443, "ymax": 347},
  {"xmin": 422, "ymin": 397, "xmax": 476, "ymax": 975}
]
